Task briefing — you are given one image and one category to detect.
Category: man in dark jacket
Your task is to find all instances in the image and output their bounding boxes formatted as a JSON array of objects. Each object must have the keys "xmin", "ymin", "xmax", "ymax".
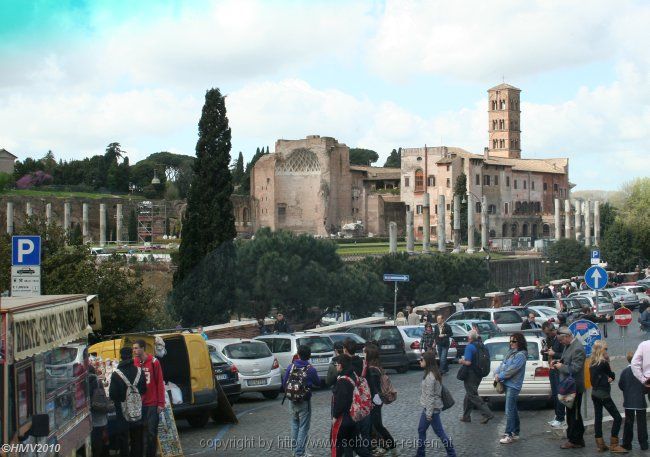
[
  {"xmin": 521, "ymin": 312, "xmax": 541, "ymax": 330},
  {"xmin": 433, "ymin": 315, "xmax": 453, "ymax": 374},
  {"xmin": 542, "ymin": 322, "xmax": 565, "ymax": 427},
  {"xmin": 577, "ymin": 306, "xmax": 613, "ymax": 323},
  {"xmin": 341, "ymin": 339, "xmax": 372, "ymax": 457},
  {"xmin": 109, "ymin": 347, "xmax": 147, "ymax": 457},
  {"xmin": 619, "ymin": 351, "xmax": 648, "ymax": 450},
  {"xmin": 273, "ymin": 313, "xmax": 291, "ymax": 333}
]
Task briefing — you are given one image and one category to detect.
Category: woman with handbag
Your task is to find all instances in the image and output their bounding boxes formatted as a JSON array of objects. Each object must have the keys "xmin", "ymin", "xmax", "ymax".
[
  {"xmin": 590, "ymin": 340, "xmax": 627, "ymax": 453},
  {"xmin": 494, "ymin": 332, "xmax": 527, "ymax": 444},
  {"xmin": 416, "ymin": 351, "xmax": 456, "ymax": 457}
]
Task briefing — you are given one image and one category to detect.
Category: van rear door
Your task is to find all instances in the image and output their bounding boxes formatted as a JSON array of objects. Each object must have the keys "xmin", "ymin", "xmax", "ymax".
[{"xmin": 185, "ymin": 334, "xmax": 215, "ymax": 403}]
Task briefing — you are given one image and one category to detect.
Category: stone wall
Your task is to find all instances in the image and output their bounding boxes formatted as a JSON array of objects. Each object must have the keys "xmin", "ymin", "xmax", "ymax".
[{"xmin": 488, "ymin": 257, "xmax": 545, "ymax": 290}]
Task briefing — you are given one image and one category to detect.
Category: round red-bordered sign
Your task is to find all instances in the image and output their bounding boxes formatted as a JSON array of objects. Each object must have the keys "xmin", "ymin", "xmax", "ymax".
[{"xmin": 614, "ymin": 307, "xmax": 633, "ymax": 327}]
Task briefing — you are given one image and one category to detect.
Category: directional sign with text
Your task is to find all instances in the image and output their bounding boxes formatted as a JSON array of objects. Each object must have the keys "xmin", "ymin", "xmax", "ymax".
[
  {"xmin": 614, "ymin": 307, "xmax": 633, "ymax": 327},
  {"xmin": 585, "ymin": 265, "xmax": 607, "ymax": 291},
  {"xmin": 383, "ymin": 274, "xmax": 410, "ymax": 282},
  {"xmin": 12, "ymin": 236, "xmax": 41, "ymax": 266},
  {"xmin": 11, "ymin": 265, "xmax": 41, "ymax": 297},
  {"xmin": 568, "ymin": 319, "xmax": 602, "ymax": 357}
]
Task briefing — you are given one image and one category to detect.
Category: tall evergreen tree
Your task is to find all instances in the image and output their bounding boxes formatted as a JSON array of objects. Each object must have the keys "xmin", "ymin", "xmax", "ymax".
[
  {"xmin": 127, "ymin": 208, "xmax": 138, "ymax": 242},
  {"xmin": 172, "ymin": 88, "xmax": 237, "ymax": 324},
  {"xmin": 452, "ymin": 173, "xmax": 468, "ymax": 242},
  {"xmin": 384, "ymin": 148, "xmax": 401, "ymax": 168},
  {"xmin": 232, "ymin": 151, "xmax": 245, "ymax": 189}
]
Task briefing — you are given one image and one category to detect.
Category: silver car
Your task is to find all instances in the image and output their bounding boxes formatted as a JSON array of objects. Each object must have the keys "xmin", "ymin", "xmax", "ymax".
[
  {"xmin": 617, "ymin": 285, "xmax": 650, "ymax": 305},
  {"xmin": 446, "ymin": 308, "xmax": 524, "ymax": 332},
  {"xmin": 207, "ymin": 339, "xmax": 283, "ymax": 400},
  {"xmin": 397, "ymin": 325, "xmax": 457, "ymax": 365},
  {"xmin": 606, "ymin": 288, "xmax": 640, "ymax": 309}
]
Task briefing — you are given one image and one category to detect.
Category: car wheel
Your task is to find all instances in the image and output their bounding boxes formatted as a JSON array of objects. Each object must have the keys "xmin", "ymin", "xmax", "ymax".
[
  {"xmin": 262, "ymin": 390, "xmax": 280, "ymax": 400},
  {"xmin": 187, "ymin": 412, "xmax": 210, "ymax": 428},
  {"xmin": 396, "ymin": 365, "xmax": 409, "ymax": 374}
]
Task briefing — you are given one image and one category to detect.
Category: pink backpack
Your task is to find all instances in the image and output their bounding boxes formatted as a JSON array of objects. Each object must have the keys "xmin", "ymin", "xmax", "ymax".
[{"xmin": 341, "ymin": 375, "xmax": 372, "ymax": 422}]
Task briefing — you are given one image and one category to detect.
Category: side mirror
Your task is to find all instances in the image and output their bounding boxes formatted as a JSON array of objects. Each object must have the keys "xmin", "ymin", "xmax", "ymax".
[{"xmin": 29, "ymin": 414, "xmax": 50, "ymax": 437}]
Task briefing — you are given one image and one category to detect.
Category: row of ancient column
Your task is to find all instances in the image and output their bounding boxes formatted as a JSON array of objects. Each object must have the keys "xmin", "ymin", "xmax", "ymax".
[
  {"xmin": 553, "ymin": 198, "xmax": 600, "ymax": 246},
  {"xmin": 6, "ymin": 201, "xmax": 126, "ymax": 247}
]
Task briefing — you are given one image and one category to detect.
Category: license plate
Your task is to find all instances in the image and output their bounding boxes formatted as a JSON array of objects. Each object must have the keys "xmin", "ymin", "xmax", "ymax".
[
  {"xmin": 216, "ymin": 374, "xmax": 228, "ymax": 380},
  {"xmin": 247, "ymin": 378, "xmax": 267, "ymax": 386},
  {"xmin": 381, "ymin": 345, "xmax": 395, "ymax": 350},
  {"xmin": 312, "ymin": 357, "xmax": 328, "ymax": 364}
]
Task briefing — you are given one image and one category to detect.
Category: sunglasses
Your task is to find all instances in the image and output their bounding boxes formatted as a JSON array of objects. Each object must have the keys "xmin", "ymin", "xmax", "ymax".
[{"xmin": 509, "ymin": 340, "xmax": 517, "ymax": 343}]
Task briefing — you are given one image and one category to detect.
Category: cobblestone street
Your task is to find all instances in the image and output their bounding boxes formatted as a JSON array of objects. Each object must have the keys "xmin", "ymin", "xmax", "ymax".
[{"xmin": 180, "ymin": 316, "xmax": 649, "ymax": 456}]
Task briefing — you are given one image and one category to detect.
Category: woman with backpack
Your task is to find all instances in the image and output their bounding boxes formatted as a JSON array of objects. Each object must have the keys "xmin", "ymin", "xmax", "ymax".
[
  {"xmin": 590, "ymin": 340, "xmax": 627, "ymax": 452},
  {"xmin": 417, "ymin": 351, "xmax": 456, "ymax": 457},
  {"xmin": 364, "ymin": 344, "xmax": 395, "ymax": 455},
  {"xmin": 494, "ymin": 332, "xmax": 527, "ymax": 444},
  {"xmin": 331, "ymin": 354, "xmax": 367, "ymax": 457}
]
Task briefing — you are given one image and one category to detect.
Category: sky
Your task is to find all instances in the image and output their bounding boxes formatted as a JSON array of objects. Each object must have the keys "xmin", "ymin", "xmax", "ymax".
[{"xmin": 0, "ymin": 0, "xmax": 648, "ymax": 191}]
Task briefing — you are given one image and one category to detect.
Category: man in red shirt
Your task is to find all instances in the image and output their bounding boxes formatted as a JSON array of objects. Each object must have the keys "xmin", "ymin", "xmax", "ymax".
[{"xmin": 132, "ymin": 339, "xmax": 165, "ymax": 457}]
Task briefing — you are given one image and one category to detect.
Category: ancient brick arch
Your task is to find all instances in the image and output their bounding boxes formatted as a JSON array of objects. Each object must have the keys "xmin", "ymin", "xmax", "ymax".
[{"xmin": 275, "ymin": 148, "xmax": 321, "ymax": 175}]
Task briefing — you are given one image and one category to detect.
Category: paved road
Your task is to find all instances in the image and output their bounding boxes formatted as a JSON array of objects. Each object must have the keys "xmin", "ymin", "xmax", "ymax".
[{"xmin": 179, "ymin": 314, "xmax": 649, "ymax": 456}]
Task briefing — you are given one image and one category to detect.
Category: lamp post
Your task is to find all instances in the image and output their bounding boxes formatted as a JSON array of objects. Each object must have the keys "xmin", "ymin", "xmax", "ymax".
[{"xmin": 462, "ymin": 192, "xmax": 488, "ymax": 253}]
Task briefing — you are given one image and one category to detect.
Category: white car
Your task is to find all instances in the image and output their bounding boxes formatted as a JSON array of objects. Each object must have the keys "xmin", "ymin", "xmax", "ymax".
[
  {"xmin": 477, "ymin": 334, "xmax": 551, "ymax": 404},
  {"xmin": 397, "ymin": 325, "xmax": 457, "ymax": 365},
  {"xmin": 618, "ymin": 285, "xmax": 650, "ymax": 305},
  {"xmin": 207, "ymin": 339, "xmax": 283, "ymax": 399}
]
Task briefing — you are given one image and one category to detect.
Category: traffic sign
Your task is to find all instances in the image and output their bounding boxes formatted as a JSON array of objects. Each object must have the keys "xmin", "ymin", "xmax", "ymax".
[
  {"xmin": 383, "ymin": 274, "xmax": 410, "ymax": 282},
  {"xmin": 614, "ymin": 307, "xmax": 633, "ymax": 327},
  {"xmin": 568, "ymin": 319, "xmax": 602, "ymax": 357},
  {"xmin": 584, "ymin": 265, "xmax": 607, "ymax": 290},
  {"xmin": 591, "ymin": 249, "xmax": 601, "ymax": 265},
  {"xmin": 11, "ymin": 265, "xmax": 41, "ymax": 297},
  {"xmin": 12, "ymin": 236, "xmax": 41, "ymax": 266}
]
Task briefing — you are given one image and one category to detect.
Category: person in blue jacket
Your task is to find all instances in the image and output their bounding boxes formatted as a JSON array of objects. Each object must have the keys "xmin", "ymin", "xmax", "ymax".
[{"xmin": 494, "ymin": 332, "xmax": 528, "ymax": 444}]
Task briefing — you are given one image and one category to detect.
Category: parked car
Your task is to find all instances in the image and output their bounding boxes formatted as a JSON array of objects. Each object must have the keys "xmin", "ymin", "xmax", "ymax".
[
  {"xmin": 449, "ymin": 320, "xmax": 500, "ymax": 357},
  {"xmin": 617, "ymin": 285, "xmax": 650, "ymax": 305},
  {"xmin": 572, "ymin": 295, "xmax": 615, "ymax": 314},
  {"xmin": 254, "ymin": 333, "xmax": 335, "ymax": 381},
  {"xmin": 320, "ymin": 332, "xmax": 366, "ymax": 347},
  {"xmin": 606, "ymin": 287, "xmax": 640, "ymax": 309},
  {"xmin": 502, "ymin": 306, "xmax": 550, "ymax": 327},
  {"xmin": 346, "ymin": 325, "xmax": 409, "ymax": 373},
  {"xmin": 208, "ymin": 339, "xmax": 282, "ymax": 400},
  {"xmin": 527, "ymin": 297, "xmax": 583, "ymax": 316},
  {"xmin": 207, "ymin": 344, "xmax": 241, "ymax": 405},
  {"xmin": 397, "ymin": 325, "xmax": 458, "ymax": 365},
  {"xmin": 445, "ymin": 308, "xmax": 524, "ymax": 332},
  {"xmin": 45, "ymin": 344, "xmax": 86, "ymax": 391},
  {"xmin": 477, "ymin": 334, "xmax": 551, "ymax": 404}
]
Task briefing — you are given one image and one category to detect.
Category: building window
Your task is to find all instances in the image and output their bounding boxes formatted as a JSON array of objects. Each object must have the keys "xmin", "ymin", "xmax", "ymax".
[
  {"xmin": 266, "ymin": 178, "xmax": 270, "ymax": 184},
  {"xmin": 446, "ymin": 178, "xmax": 451, "ymax": 188},
  {"xmin": 514, "ymin": 180, "xmax": 518, "ymax": 189},
  {"xmin": 415, "ymin": 169, "xmax": 424, "ymax": 192},
  {"xmin": 523, "ymin": 180, "xmax": 527, "ymax": 189},
  {"xmin": 543, "ymin": 182, "xmax": 548, "ymax": 191},
  {"xmin": 554, "ymin": 183, "xmax": 558, "ymax": 192},
  {"xmin": 483, "ymin": 175, "xmax": 491, "ymax": 186},
  {"xmin": 16, "ymin": 364, "xmax": 34, "ymax": 428},
  {"xmin": 488, "ymin": 204, "xmax": 496, "ymax": 214},
  {"xmin": 416, "ymin": 205, "xmax": 423, "ymax": 214},
  {"xmin": 427, "ymin": 175, "xmax": 435, "ymax": 186},
  {"xmin": 475, "ymin": 174, "xmax": 480, "ymax": 185},
  {"xmin": 418, "ymin": 226, "xmax": 423, "ymax": 233},
  {"xmin": 531, "ymin": 181, "xmax": 535, "ymax": 190},
  {"xmin": 476, "ymin": 202, "xmax": 482, "ymax": 213},
  {"xmin": 494, "ymin": 175, "xmax": 499, "ymax": 186},
  {"xmin": 504, "ymin": 202, "xmax": 509, "ymax": 214},
  {"xmin": 277, "ymin": 205, "xmax": 286, "ymax": 223},
  {"xmin": 405, "ymin": 177, "xmax": 410, "ymax": 187},
  {"xmin": 434, "ymin": 205, "xmax": 438, "ymax": 214},
  {"xmin": 535, "ymin": 202, "xmax": 541, "ymax": 212},
  {"xmin": 446, "ymin": 204, "xmax": 451, "ymax": 211},
  {"xmin": 446, "ymin": 165, "xmax": 450, "ymax": 172},
  {"xmin": 406, "ymin": 205, "xmax": 410, "ymax": 212}
]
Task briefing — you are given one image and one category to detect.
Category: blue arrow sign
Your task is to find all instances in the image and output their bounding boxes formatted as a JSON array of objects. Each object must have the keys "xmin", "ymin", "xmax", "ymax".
[
  {"xmin": 584, "ymin": 265, "xmax": 607, "ymax": 290},
  {"xmin": 383, "ymin": 274, "xmax": 410, "ymax": 282},
  {"xmin": 568, "ymin": 319, "xmax": 602, "ymax": 357}
]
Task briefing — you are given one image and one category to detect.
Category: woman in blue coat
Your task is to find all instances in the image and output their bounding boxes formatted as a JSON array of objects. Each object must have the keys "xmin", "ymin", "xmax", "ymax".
[{"xmin": 494, "ymin": 332, "xmax": 528, "ymax": 444}]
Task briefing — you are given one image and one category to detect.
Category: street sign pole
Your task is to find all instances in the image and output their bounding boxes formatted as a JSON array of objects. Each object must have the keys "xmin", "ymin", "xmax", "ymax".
[
  {"xmin": 383, "ymin": 274, "xmax": 410, "ymax": 321},
  {"xmin": 393, "ymin": 281, "xmax": 398, "ymax": 321}
]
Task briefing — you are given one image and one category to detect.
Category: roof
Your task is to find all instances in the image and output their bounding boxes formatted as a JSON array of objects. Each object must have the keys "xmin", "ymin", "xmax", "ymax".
[
  {"xmin": 0, "ymin": 148, "xmax": 17, "ymax": 159},
  {"xmin": 434, "ymin": 149, "xmax": 568, "ymax": 175},
  {"xmin": 489, "ymin": 83, "xmax": 521, "ymax": 91},
  {"xmin": 350, "ymin": 165, "xmax": 400, "ymax": 180}
]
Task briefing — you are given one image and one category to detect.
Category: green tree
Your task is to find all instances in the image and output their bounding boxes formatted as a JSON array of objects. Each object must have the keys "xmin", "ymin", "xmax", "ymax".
[
  {"xmin": 349, "ymin": 148, "xmax": 379, "ymax": 166},
  {"xmin": 384, "ymin": 148, "xmax": 401, "ymax": 168},
  {"xmin": 452, "ymin": 173, "xmax": 468, "ymax": 242},
  {"xmin": 599, "ymin": 201, "xmax": 617, "ymax": 238},
  {"xmin": 546, "ymin": 239, "xmax": 590, "ymax": 278},
  {"xmin": 128, "ymin": 208, "xmax": 138, "ymax": 242},
  {"xmin": 172, "ymin": 88, "xmax": 237, "ymax": 324},
  {"xmin": 601, "ymin": 221, "xmax": 640, "ymax": 272},
  {"xmin": 70, "ymin": 223, "xmax": 83, "ymax": 246},
  {"xmin": 232, "ymin": 151, "xmax": 245, "ymax": 190},
  {"xmin": 40, "ymin": 150, "xmax": 57, "ymax": 174},
  {"xmin": 241, "ymin": 147, "xmax": 269, "ymax": 195},
  {"xmin": 618, "ymin": 178, "xmax": 650, "ymax": 264},
  {"xmin": 0, "ymin": 172, "xmax": 12, "ymax": 190}
]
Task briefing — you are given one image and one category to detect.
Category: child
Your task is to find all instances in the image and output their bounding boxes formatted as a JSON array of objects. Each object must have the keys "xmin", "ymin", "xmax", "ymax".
[{"xmin": 618, "ymin": 351, "xmax": 648, "ymax": 451}]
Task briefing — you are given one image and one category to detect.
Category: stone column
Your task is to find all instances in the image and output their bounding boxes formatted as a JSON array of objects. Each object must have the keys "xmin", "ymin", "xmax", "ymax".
[
  {"xmin": 6, "ymin": 202, "xmax": 14, "ymax": 235},
  {"xmin": 452, "ymin": 194, "xmax": 461, "ymax": 253},
  {"xmin": 422, "ymin": 193, "xmax": 430, "ymax": 253},
  {"xmin": 584, "ymin": 200, "xmax": 591, "ymax": 247},
  {"xmin": 45, "ymin": 203, "xmax": 52, "ymax": 226},
  {"xmin": 437, "ymin": 195, "xmax": 446, "ymax": 252},
  {"xmin": 594, "ymin": 201, "xmax": 601, "ymax": 247},
  {"xmin": 64, "ymin": 202, "xmax": 71, "ymax": 235},
  {"xmin": 99, "ymin": 203, "xmax": 107, "ymax": 247},
  {"xmin": 406, "ymin": 210, "xmax": 414, "ymax": 253},
  {"xmin": 564, "ymin": 199, "xmax": 572, "ymax": 240},
  {"xmin": 480, "ymin": 195, "xmax": 488, "ymax": 251},
  {"xmin": 389, "ymin": 222, "xmax": 397, "ymax": 254},
  {"xmin": 574, "ymin": 200, "xmax": 582, "ymax": 242},
  {"xmin": 554, "ymin": 198, "xmax": 561, "ymax": 241},
  {"xmin": 116, "ymin": 204, "xmax": 123, "ymax": 243},
  {"xmin": 82, "ymin": 203, "xmax": 90, "ymax": 243},
  {"xmin": 25, "ymin": 202, "xmax": 32, "ymax": 217},
  {"xmin": 467, "ymin": 195, "xmax": 475, "ymax": 254}
]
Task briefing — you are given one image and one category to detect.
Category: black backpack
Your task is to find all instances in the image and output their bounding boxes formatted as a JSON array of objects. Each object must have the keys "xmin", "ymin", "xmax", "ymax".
[
  {"xmin": 283, "ymin": 364, "xmax": 311, "ymax": 403},
  {"xmin": 473, "ymin": 342, "xmax": 491, "ymax": 378}
]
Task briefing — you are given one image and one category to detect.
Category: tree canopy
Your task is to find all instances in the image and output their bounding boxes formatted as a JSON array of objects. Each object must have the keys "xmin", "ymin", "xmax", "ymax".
[{"xmin": 349, "ymin": 148, "xmax": 379, "ymax": 166}]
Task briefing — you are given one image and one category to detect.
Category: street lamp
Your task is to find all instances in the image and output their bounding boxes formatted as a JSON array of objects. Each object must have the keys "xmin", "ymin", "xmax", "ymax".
[{"xmin": 462, "ymin": 191, "xmax": 488, "ymax": 253}]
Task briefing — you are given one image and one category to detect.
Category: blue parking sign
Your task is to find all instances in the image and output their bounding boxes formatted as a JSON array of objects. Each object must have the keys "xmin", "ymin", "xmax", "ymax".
[{"xmin": 12, "ymin": 236, "xmax": 41, "ymax": 266}]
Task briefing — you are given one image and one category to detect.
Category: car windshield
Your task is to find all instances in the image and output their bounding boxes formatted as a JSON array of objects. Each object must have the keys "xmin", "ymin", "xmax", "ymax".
[
  {"xmin": 485, "ymin": 342, "xmax": 540, "ymax": 361},
  {"xmin": 208, "ymin": 346, "xmax": 228, "ymax": 364},
  {"xmin": 224, "ymin": 342, "xmax": 271, "ymax": 359},
  {"xmin": 369, "ymin": 327, "xmax": 402, "ymax": 344},
  {"xmin": 44, "ymin": 347, "xmax": 79, "ymax": 365},
  {"xmin": 402, "ymin": 327, "xmax": 424, "ymax": 338},
  {"xmin": 297, "ymin": 337, "xmax": 334, "ymax": 353},
  {"xmin": 475, "ymin": 322, "xmax": 498, "ymax": 333},
  {"xmin": 328, "ymin": 334, "xmax": 365, "ymax": 344},
  {"xmin": 449, "ymin": 324, "xmax": 466, "ymax": 335}
]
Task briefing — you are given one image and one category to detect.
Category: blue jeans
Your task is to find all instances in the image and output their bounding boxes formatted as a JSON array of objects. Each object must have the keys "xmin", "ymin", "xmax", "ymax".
[
  {"xmin": 438, "ymin": 345, "xmax": 449, "ymax": 373},
  {"xmin": 549, "ymin": 369, "xmax": 565, "ymax": 421},
  {"xmin": 416, "ymin": 410, "xmax": 456, "ymax": 457},
  {"xmin": 505, "ymin": 387, "xmax": 520, "ymax": 436},
  {"xmin": 290, "ymin": 400, "xmax": 311, "ymax": 456}
]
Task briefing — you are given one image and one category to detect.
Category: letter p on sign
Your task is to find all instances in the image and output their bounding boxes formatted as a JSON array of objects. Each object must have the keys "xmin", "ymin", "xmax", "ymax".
[{"xmin": 12, "ymin": 236, "xmax": 41, "ymax": 266}]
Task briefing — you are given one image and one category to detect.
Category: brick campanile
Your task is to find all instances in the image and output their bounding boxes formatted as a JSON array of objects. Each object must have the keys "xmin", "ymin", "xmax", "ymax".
[{"xmin": 488, "ymin": 83, "xmax": 521, "ymax": 159}]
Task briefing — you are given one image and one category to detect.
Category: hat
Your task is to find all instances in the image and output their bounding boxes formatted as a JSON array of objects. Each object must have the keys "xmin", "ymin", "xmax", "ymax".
[
  {"xmin": 557, "ymin": 327, "xmax": 572, "ymax": 336},
  {"xmin": 120, "ymin": 347, "xmax": 133, "ymax": 360}
]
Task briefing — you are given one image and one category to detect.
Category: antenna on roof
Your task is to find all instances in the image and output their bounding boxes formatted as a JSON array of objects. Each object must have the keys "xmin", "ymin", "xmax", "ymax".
[{"xmin": 502, "ymin": 75, "xmax": 505, "ymax": 83}]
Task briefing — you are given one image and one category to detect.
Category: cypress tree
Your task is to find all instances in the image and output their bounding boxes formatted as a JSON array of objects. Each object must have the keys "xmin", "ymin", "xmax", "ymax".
[
  {"xmin": 173, "ymin": 88, "xmax": 236, "ymax": 287},
  {"xmin": 127, "ymin": 208, "xmax": 138, "ymax": 242}
]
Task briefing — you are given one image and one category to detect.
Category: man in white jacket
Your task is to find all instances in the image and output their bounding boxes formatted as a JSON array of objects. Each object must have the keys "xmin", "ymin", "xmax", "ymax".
[{"xmin": 631, "ymin": 340, "xmax": 650, "ymax": 386}]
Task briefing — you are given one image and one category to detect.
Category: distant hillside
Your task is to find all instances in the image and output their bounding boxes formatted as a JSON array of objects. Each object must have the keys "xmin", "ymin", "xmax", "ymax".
[{"xmin": 572, "ymin": 189, "xmax": 623, "ymax": 207}]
